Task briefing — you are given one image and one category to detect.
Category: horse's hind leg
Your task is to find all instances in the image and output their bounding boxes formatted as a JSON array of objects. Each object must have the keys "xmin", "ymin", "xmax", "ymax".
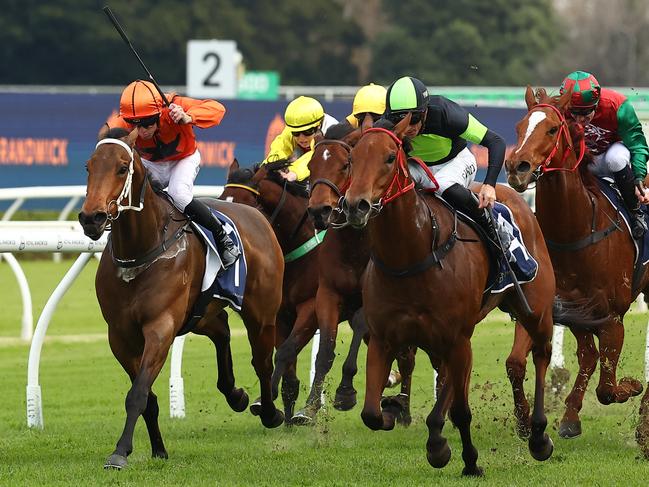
[
  {"xmin": 595, "ymin": 317, "xmax": 643, "ymax": 405},
  {"xmin": 637, "ymin": 386, "xmax": 649, "ymax": 459},
  {"xmin": 105, "ymin": 326, "xmax": 175, "ymax": 469},
  {"xmin": 334, "ymin": 308, "xmax": 367, "ymax": 411},
  {"xmin": 193, "ymin": 308, "xmax": 249, "ymax": 412},
  {"xmin": 382, "ymin": 347, "xmax": 416, "ymax": 427},
  {"xmin": 506, "ymin": 322, "xmax": 533, "ymax": 438},
  {"xmin": 559, "ymin": 329, "xmax": 598, "ymax": 438},
  {"xmin": 446, "ymin": 338, "xmax": 483, "ymax": 477}
]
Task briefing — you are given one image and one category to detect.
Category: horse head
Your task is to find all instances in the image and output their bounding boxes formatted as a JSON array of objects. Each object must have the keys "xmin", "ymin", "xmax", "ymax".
[
  {"xmin": 505, "ymin": 86, "xmax": 578, "ymax": 192},
  {"xmin": 79, "ymin": 128, "xmax": 143, "ymax": 240},
  {"xmin": 343, "ymin": 114, "xmax": 413, "ymax": 228},
  {"xmin": 307, "ymin": 123, "xmax": 362, "ymax": 230},
  {"xmin": 221, "ymin": 159, "xmax": 259, "ymax": 206}
]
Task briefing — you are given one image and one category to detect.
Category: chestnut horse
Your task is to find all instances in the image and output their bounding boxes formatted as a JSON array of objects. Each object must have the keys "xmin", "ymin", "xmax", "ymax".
[
  {"xmin": 78, "ymin": 130, "xmax": 285, "ymax": 469},
  {"xmin": 505, "ymin": 87, "xmax": 648, "ymax": 446},
  {"xmin": 343, "ymin": 116, "xmax": 555, "ymax": 476}
]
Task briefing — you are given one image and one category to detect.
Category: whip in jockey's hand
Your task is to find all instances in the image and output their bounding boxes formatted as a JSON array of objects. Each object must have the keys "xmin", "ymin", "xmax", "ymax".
[{"xmin": 169, "ymin": 103, "xmax": 192, "ymax": 125}]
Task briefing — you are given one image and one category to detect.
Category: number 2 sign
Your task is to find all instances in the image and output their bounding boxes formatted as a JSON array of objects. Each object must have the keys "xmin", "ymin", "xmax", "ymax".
[{"xmin": 187, "ymin": 40, "xmax": 239, "ymax": 99}]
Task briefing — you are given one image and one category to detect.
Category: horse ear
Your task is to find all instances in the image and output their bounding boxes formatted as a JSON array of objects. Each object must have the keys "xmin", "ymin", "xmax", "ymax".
[
  {"xmin": 393, "ymin": 113, "xmax": 411, "ymax": 140},
  {"xmin": 227, "ymin": 158, "xmax": 240, "ymax": 177},
  {"xmin": 558, "ymin": 84, "xmax": 573, "ymax": 111},
  {"xmin": 360, "ymin": 113, "xmax": 374, "ymax": 131},
  {"xmin": 343, "ymin": 127, "xmax": 363, "ymax": 146},
  {"xmin": 525, "ymin": 85, "xmax": 537, "ymax": 110},
  {"xmin": 126, "ymin": 128, "xmax": 138, "ymax": 148},
  {"xmin": 314, "ymin": 132, "xmax": 324, "ymax": 144}
]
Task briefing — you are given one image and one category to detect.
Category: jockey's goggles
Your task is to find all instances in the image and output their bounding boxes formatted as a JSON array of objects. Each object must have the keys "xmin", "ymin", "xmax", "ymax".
[
  {"xmin": 569, "ymin": 106, "xmax": 595, "ymax": 117},
  {"xmin": 291, "ymin": 126, "xmax": 319, "ymax": 137},
  {"xmin": 354, "ymin": 112, "xmax": 382, "ymax": 123},
  {"xmin": 124, "ymin": 114, "xmax": 160, "ymax": 128},
  {"xmin": 387, "ymin": 110, "xmax": 425, "ymax": 125}
]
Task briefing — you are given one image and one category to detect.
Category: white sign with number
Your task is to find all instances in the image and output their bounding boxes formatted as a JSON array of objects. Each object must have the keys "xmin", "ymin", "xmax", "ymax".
[{"xmin": 187, "ymin": 40, "xmax": 238, "ymax": 99}]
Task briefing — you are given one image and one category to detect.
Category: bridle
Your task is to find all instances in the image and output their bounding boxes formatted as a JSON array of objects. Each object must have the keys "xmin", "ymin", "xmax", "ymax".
[
  {"xmin": 526, "ymin": 103, "xmax": 586, "ymax": 183},
  {"xmin": 311, "ymin": 139, "xmax": 354, "ymax": 228},
  {"xmin": 95, "ymin": 138, "xmax": 148, "ymax": 221}
]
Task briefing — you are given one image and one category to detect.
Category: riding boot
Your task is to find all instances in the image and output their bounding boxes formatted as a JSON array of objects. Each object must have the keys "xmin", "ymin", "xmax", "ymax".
[
  {"xmin": 613, "ymin": 165, "xmax": 647, "ymax": 239},
  {"xmin": 442, "ymin": 183, "xmax": 500, "ymax": 246},
  {"xmin": 185, "ymin": 199, "xmax": 241, "ymax": 268}
]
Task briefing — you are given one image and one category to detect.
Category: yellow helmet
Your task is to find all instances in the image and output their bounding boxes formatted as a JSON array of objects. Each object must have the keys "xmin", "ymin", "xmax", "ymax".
[
  {"xmin": 352, "ymin": 83, "xmax": 387, "ymax": 116},
  {"xmin": 284, "ymin": 96, "xmax": 324, "ymax": 131}
]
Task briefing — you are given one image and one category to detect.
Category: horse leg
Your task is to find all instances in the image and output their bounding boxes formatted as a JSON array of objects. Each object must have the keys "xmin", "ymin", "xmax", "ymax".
[
  {"xmin": 293, "ymin": 288, "xmax": 343, "ymax": 425},
  {"xmin": 506, "ymin": 322, "xmax": 533, "ymax": 438},
  {"xmin": 244, "ymin": 313, "xmax": 285, "ymax": 428},
  {"xmin": 142, "ymin": 391, "xmax": 168, "ymax": 459},
  {"xmin": 105, "ymin": 325, "xmax": 175, "ymax": 469},
  {"xmin": 426, "ymin": 359, "xmax": 453, "ymax": 469},
  {"xmin": 360, "ymin": 336, "xmax": 397, "ymax": 431},
  {"xmin": 381, "ymin": 346, "xmax": 416, "ymax": 427},
  {"xmin": 595, "ymin": 317, "xmax": 644, "ymax": 405},
  {"xmin": 193, "ymin": 308, "xmax": 249, "ymax": 412},
  {"xmin": 637, "ymin": 386, "xmax": 649, "ymax": 459},
  {"xmin": 559, "ymin": 329, "xmax": 598, "ymax": 438},
  {"xmin": 446, "ymin": 338, "xmax": 483, "ymax": 477},
  {"xmin": 334, "ymin": 308, "xmax": 368, "ymax": 411}
]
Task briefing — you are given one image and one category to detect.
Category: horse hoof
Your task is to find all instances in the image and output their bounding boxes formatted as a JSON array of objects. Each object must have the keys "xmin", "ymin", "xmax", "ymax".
[
  {"xmin": 516, "ymin": 420, "xmax": 531, "ymax": 440},
  {"xmin": 152, "ymin": 449, "xmax": 168, "ymax": 460},
  {"xmin": 104, "ymin": 453, "xmax": 128, "ymax": 470},
  {"xmin": 227, "ymin": 388, "xmax": 249, "ymax": 413},
  {"xmin": 558, "ymin": 420, "xmax": 582, "ymax": 439},
  {"xmin": 249, "ymin": 397, "xmax": 262, "ymax": 416},
  {"xmin": 261, "ymin": 409, "xmax": 285, "ymax": 429},
  {"xmin": 396, "ymin": 413, "xmax": 412, "ymax": 427},
  {"xmin": 291, "ymin": 409, "xmax": 316, "ymax": 426},
  {"xmin": 426, "ymin": 439, "xmax": 451, "ymax": 468},
  {"xmin": 620, "ymin": 377, "xmax": 644, "ymax": 397},
  {"xmin": 333, "ymin": 387, "xmax": 357, "ymax": 411},
  {"xmin": 462, "ymin": 465, "xmax": 485, "ymax": 477},
  {"xmin": 381, "ymin": 393, "xmax": 409, "ymax": 427},
  {"xmin": 529, "ymin": 434, "xmax": 554, "ymax": 461}
]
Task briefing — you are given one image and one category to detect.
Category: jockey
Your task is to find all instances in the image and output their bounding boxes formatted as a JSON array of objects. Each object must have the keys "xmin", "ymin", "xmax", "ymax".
[
  {"xmin": 345, "ymin": 83, "xmax": 387, "ymax": 128},
  {"xmin": 560, "ymin": 70, "xmax": 649, "ymax": 238},
  {"xmin": 262, "ymin": 96, "xmax": 338, "ymax": 182},
  {"xmin": 100, "ymin": 80, "xmax": 240, "ymax": 268},
  {"xmin": 382, "ymin": 76, "xmax": 506, "ymax": 242}
]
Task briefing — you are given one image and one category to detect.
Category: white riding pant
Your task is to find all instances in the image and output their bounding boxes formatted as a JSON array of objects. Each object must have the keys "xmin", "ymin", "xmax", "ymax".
[
  {"xmin": 408, "ymin": 147, "xmax": 477, "ymax": 193},
  {"xmin": 588, "ymin": 142, "xmax": 630, "ymax": 177},
  {"xmin": 141, "ymin": 150, "xmax": 201, "ymax": 212}
]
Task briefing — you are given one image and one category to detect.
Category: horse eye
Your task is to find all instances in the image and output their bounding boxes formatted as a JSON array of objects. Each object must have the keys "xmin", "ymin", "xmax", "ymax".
[
  {"xmin": 547, "ymin": 126, "xmax": 559, "ymax": 135},
  {"xmin": 118, "ymin": 165, "xmax": 128, "ymax": 175},
  {"xmin": 386, "ymin": 153, "xmax": 396, "ymax": 164}
]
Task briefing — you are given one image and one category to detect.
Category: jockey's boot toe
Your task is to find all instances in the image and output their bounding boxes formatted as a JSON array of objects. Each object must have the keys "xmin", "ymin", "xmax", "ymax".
[{"xmin": 219, "ymin": 240, "xmax": 241, "ymax": 269}]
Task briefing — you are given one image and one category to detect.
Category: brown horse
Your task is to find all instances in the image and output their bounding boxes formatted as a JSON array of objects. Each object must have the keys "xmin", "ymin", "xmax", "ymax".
[
  {"xmin": 78, "ymin": 129, "xmax": 285, "ymax": 469},
  {"xmin": 505, "ymin": 87, "xmax": 647, "ymax": 444},
  {"xmin": 302, "ymin": 126, "xmax": 416, "ymax": 425},
  {"xmin": 343, "ymin": 116, "xmax": 555, "ymax": 476}
]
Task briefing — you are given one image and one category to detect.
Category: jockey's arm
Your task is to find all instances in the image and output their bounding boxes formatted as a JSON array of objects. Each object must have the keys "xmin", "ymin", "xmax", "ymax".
[
  {"xmin": 262, "ymin": 128, "xmax": 295, "ymax": 164},
  {"xmin": 171, "ymin": 96, "xmax": 226, "ymax": 129},
  {"xmin": 617, "ymin": 100, "xmax": 649, "ymax": 181}
]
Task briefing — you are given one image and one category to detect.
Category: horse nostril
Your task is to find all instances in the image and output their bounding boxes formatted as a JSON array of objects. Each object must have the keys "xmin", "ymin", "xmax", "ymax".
[
  {"xmin": 517, "ymin": 161, "xmax": 531, "ymax": 174},
  {"xmin": 93, "ymin": 212, "xmax": 108, "ymax": 225},
  {"xmin": 357, "ymin": 199, "xmax": 371, "ymax": 215}
]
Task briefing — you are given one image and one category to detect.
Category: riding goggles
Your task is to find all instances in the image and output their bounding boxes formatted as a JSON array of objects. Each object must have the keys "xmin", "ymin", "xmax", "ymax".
[
  {"xmin": 291, "ymin": 126, "xmax": 319, "ymax": 137},
  {"xmin": 354, "ymin": 112, "xmax": 382, "ymax": 124},
  {"xmin": 124, "ymin": 114, "xmax": 160, "ymax": 128},
  {"xmin": 569, "ymin": 106, "xmax": 595, "ymax": 117},
  {"xmin": 387, "ymin": 110, "xmax": 425, "ymax": 125}
]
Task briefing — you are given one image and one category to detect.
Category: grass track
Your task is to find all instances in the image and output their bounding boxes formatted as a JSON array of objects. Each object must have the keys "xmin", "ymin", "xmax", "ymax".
[{"xmin": 1, "ymin": 260, "xmax": 648, "ymax": 485}]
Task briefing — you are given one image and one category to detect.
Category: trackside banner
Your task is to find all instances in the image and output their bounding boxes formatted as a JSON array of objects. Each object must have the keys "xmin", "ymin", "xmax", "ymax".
[{"xmin": 0, "ymin": 92, "xmax": 526, "ymax": 189}]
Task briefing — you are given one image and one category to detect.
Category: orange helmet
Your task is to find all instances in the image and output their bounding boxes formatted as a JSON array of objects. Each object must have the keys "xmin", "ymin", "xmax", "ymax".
[{"xmin": 119, "ymin": 80, "xmax": 164, "ymax": 119}]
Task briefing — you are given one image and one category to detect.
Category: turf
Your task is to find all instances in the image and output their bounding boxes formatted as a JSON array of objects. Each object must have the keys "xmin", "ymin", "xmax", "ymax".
[{"xmin": 1, "ymin": 259, "xmax": 648, "ymax": 485}]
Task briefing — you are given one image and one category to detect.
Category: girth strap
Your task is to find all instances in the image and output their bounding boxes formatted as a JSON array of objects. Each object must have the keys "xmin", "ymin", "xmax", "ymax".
[{"xmin": 111, "ymin": 222, "xmax": 190, "ymax": 268}]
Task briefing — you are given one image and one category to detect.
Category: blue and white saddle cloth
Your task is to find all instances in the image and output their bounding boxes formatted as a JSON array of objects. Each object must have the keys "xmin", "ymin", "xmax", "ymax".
[
  {"xmin": 487, "ymin": 202, "xmax": 539, "ymax": 294},
  {"xmin": 190, "ymin": 209, "xmax": 247, "ymax": 310},
  {"xmin": 597, "ymin": 177, "xmax": 649, "ymax": 266}
]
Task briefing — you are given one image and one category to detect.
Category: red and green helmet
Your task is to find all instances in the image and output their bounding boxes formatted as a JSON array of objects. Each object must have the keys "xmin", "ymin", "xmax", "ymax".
[{"xmin": 559, "ymin": 71, "xmax": 601, "ymax": 109}]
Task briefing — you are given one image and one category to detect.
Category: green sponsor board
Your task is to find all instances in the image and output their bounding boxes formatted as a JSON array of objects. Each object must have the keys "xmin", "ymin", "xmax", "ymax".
[{"xmin": 238, "ymin": 71, "xmax": 280, "ymax": 100}]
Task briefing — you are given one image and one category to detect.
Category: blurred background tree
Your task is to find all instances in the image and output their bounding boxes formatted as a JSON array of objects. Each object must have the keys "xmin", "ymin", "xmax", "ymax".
[{"xmin": 1, "ymin": 0, "xmax": 648, "ymax": 87}]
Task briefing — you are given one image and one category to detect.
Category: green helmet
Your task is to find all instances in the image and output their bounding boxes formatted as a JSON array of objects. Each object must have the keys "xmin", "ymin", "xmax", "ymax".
[
  {"xmin": 385, "ymin": 76, "xmax": 429, "ymax": 119},
  {"xmin": 559, "ymin": 71, "xmax": 601, "ymax": 108}
]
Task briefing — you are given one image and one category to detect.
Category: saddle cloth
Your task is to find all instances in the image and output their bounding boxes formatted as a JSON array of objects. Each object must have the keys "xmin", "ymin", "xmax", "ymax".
[
  {"xmin": 178, "ymin": 208, "xmax": 247, "ymax": 336},
  {"xmin": 597, "ymin": 177, "xmax": 649, "ymax": 266}
]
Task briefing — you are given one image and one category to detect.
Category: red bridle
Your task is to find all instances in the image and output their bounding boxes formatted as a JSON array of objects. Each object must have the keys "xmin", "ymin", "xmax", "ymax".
[
  {"xmin": 531, "ymin": 103, "xmax": 586, "ymax": 173},
  {"xmin": 361, "ymin": 127, "xmax": 415, "ymax": 204}
]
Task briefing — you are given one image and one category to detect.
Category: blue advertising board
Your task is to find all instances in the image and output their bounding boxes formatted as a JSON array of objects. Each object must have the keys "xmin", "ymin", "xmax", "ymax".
[{"xmin": 0, "ymin": 92, "xmax": 526, "ymax": 207}]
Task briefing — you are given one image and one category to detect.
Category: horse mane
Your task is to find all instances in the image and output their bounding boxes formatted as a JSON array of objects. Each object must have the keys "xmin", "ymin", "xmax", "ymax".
[
  {"xmin": 255, "ymin": 158, "xmax": 310, "ymax": 198},
  {"xmin": 100, "ymin": 127, "xmax": 130, "ymax": 141},
  {"xmin": 324, "ymin": 121, "xmax": 356, "ymax": 140},
  {"xmin": 226, "ymin": 166, "xmax": 255, "ymax": 185}
]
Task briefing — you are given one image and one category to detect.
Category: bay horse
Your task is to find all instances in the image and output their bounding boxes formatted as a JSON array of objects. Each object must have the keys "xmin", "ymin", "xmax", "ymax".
[
  {"xmin": 78, "ymin": 129, "xmax": 285, "ymax": 469},
  {"xmin": 302, "ymin": 124, "xmax": 416, "ymax": 426},
  {"xmin": 343, "ymin": 115, "xmax": 555, "ymax": 476},
  {"xmin": 505, "ymin": 87, "xmax": 648, "ymax": 447}
]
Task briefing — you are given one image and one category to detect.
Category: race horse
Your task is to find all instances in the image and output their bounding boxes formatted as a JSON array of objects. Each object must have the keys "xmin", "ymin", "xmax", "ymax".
[
  {"xmin": 342, "ymin": 115, "xmax": 556, "ymax": 476},
  {"xmin": 78, "ymin": 129, "xmax": 285, "ymax": 469},
  {"xmin": 505, "ymin": 87, "xmax": 649, "ymax": 451},
  {"xmin": 303, "ymin": 125, "xmax": 416, "ymax": 425}
]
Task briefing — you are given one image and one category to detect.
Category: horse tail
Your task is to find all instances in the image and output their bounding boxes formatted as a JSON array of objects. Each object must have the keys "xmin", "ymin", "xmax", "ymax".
[{"xmin": 552, "ymin": 296, "xmax": 611, "ymax": 330}]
